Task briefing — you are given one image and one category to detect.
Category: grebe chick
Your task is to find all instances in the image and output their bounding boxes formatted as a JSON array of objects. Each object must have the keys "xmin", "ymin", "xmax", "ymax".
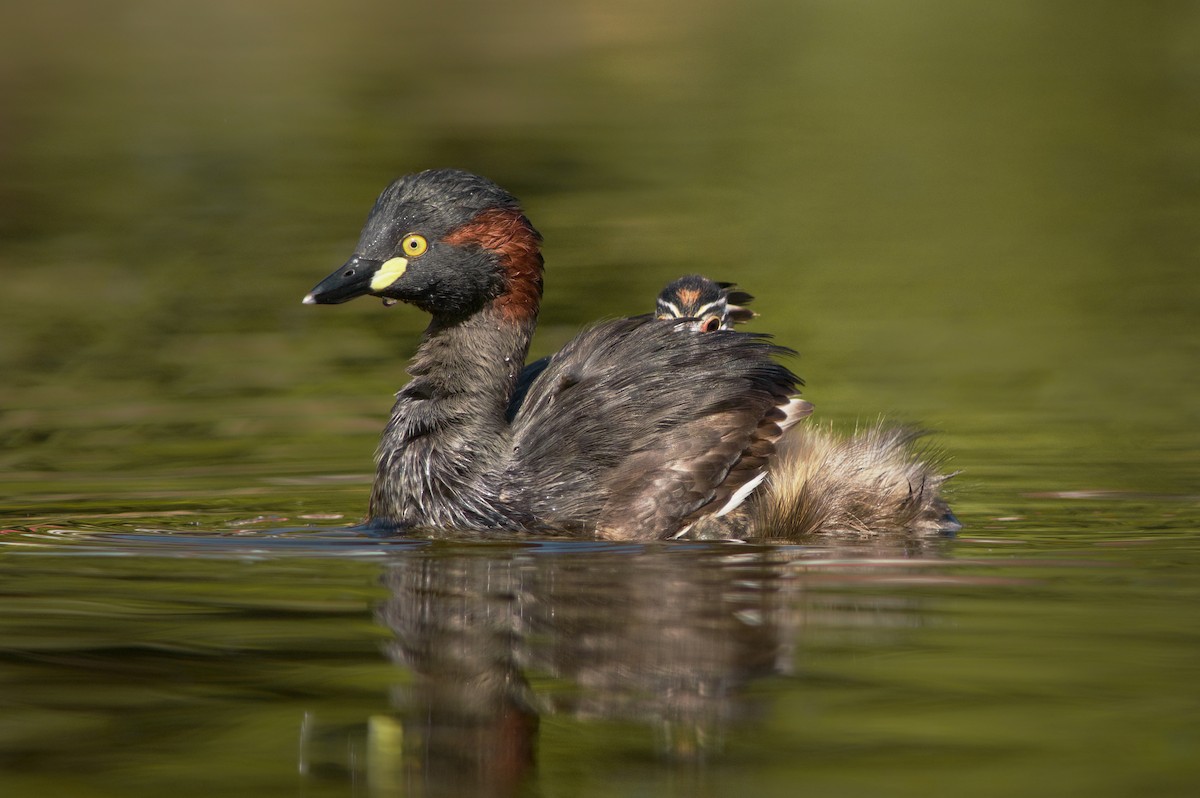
[
  {"xmin": 304, "ymin": 169, "xmax": 809, "ymax": 539},
  {"xmin": 652, "ymin": 274, "xmax": 960, "ymax": 537},
  {"xmin": 655, "ymin": 274, "xmax": 756, "ymax": 332}
]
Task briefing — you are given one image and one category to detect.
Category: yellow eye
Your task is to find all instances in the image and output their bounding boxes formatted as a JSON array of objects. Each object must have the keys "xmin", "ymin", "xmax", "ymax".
[{"xmin": 400, "ymin": 233, "xmax": 428, "ymax": 257}]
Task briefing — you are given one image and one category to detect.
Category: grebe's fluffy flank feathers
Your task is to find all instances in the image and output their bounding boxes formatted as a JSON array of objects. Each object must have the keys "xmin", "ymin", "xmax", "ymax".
[{"xmin": 754, "ymin": 423, "xmax": 959, "ymax": 537}]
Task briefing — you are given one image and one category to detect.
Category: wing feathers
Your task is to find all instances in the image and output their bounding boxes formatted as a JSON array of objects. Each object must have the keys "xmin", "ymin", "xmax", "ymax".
[{"xmin": 505, "ymin": 316, "xmax": 802, "ymax": 538}]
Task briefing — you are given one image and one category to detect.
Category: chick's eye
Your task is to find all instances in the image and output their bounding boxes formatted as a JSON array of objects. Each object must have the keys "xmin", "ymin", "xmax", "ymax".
[
  {"xmin": 400, "ymin": 234, "xmax": 428, "ymax": 257},
  {"xmin": 701, "ymin": 316, "xmax": 722, "ymax": 332}
]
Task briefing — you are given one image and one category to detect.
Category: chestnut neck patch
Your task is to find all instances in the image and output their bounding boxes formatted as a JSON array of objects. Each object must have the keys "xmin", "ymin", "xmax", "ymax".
[{"xmin": 443, "ymin": 207, "xmax": 544, "ymax": 324}]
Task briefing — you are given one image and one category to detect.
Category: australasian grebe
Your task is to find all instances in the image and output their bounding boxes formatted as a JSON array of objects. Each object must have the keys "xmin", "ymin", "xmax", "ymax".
[
  {"xmin": 654, "ymin": 274, "xmax": 959, "ymax": 536},
  {"xmin": 304, "ymin": 169, "xmax": 956, "ymax": 538},
  {"xmin": 304, "ymin": 169, "xmax": 810, "ymax": 538}
]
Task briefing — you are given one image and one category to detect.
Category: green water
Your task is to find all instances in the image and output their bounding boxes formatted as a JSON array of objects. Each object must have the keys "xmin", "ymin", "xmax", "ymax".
[{"xmin": 2, "ymin": 1, "xmax": 1198, "ymax": 796}]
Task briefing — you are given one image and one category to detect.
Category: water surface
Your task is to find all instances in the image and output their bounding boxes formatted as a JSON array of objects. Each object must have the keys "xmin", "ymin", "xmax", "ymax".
[{"xmin": 2, "ymin": 1, "xmax": 1198, "ymax": 796}]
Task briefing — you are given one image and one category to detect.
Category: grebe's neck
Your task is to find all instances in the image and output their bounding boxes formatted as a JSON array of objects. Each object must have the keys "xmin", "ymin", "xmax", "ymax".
[{"xmin": 369, "ymin": 298, "xmax": 540, "ymax": 530}]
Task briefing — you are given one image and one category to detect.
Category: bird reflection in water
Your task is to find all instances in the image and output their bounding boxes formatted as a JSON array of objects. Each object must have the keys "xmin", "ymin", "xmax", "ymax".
[{"xmin": 296, "ymin": 539, "xmax": 936, "ymax": 796}]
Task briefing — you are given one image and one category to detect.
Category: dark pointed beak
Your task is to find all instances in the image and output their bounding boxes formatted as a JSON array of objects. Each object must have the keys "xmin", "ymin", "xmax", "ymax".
[{"xmin": 303, "ymin": 255, "xmax": 382, "ymax": 305}]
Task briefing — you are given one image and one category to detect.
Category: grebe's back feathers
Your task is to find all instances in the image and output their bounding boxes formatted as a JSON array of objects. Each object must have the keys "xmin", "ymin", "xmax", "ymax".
[{"xmin": 505, "ymin": 316, "xmax": 801, "ymax": 538}]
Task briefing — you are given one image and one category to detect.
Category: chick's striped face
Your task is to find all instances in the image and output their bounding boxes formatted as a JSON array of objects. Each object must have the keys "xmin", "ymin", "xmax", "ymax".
[
  {"xmin": 656, "ymin": 292, "xmax": 728, "ymax": 332},
  {"xmin": 369, "ymin": 233, "xmax": 428, "ymax": 291}
]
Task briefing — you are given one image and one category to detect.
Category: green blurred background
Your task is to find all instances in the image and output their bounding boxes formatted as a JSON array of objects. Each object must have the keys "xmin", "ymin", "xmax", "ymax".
[
  {"xmin": 2, "ymin": 4, "xmax": 1199, "ymax": 797},
  {"xmin": 1, "ymin": 0, "xmax": 1197, "ymax": 514}
]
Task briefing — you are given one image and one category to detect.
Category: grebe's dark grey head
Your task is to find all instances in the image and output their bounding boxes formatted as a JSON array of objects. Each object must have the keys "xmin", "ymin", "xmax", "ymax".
[{"xmin": 304, "ymin": 169, "xmax": 543, "ymax": 324}]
